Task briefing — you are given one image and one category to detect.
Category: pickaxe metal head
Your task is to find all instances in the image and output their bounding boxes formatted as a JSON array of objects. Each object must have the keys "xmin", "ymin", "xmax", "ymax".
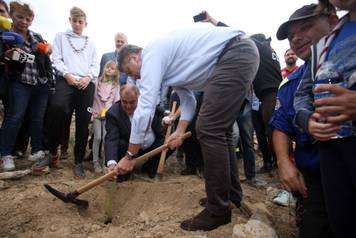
[{"xmin": 44, "ymin": 184, "xmax": 89, "ymax": 209}]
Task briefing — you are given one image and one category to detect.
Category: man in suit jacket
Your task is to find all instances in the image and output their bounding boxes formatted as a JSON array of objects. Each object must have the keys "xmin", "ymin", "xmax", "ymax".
[
  {"xmin": 105, "ymin": 84, "xmax": 165, "ymax": 178},
  {"xmin": 99, "ymin": 32, "xmax": 128, "ymax": 85}
]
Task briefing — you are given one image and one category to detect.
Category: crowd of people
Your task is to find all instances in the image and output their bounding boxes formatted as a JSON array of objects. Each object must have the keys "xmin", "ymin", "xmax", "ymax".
[{"xmin": 0, "ymin": 0, "xmax": 355, "ymax": 237}]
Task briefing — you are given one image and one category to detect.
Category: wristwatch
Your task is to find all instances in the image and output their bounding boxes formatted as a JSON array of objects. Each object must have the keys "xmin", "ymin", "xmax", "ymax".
[{"xmin": 125, "ymin": 151, "xmax": 137, "ymax": 160}]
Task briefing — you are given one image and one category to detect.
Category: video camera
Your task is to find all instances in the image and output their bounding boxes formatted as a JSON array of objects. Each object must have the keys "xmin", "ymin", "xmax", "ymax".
[{"xmin": 10, "ymin": 49, "xmax": 35, "ymax": 63}]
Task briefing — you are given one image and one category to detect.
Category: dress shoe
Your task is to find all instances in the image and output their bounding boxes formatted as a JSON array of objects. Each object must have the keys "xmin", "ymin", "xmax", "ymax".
[{"xmin": 180, "ymin": 208, "xmax": 231, "ymax": 231}]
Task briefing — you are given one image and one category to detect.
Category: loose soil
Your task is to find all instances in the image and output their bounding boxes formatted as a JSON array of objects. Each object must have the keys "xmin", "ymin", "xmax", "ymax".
[{"xmin": 0, "ymin": 153, "xmax": 296, "ymax": 238}]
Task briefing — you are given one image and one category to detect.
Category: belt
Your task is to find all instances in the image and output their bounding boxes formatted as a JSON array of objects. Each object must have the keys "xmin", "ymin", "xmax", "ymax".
[{"xmin": 218, "ymin": 34, "xmax": 248, "ymax": 62}]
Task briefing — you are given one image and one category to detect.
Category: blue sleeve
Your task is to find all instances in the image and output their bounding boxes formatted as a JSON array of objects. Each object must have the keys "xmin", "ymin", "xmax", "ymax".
[
  {"xmin": 269, "ymin": 97, "xmax": 295, "ymax": 137},
  {"xmin": 294, "ymin": 63, "xmax": 314, "ymax": 132}
]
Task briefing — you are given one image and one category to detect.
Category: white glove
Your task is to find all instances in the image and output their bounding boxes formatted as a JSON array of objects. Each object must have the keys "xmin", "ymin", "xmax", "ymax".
[{"xmin": 162, "ymin": 116, "xmax": 174, "ymax": 126}]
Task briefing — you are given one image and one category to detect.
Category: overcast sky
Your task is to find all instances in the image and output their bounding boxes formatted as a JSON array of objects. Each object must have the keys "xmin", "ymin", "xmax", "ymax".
[{"xmin": 23, "ymin": 0, "xmax": 320, "ymax": 66}]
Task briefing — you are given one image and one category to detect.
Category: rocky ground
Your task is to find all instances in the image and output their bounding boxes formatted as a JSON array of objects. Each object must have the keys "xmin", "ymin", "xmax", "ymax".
[{"xmin": 0, "ymin": 150, "xmax": 297, "ymax": 238}]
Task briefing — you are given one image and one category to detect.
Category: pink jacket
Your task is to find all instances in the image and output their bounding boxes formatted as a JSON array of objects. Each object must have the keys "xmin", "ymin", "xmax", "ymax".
[{"xmin": 92, "ymin": 80, "xmax": 120, "ymax": 120}]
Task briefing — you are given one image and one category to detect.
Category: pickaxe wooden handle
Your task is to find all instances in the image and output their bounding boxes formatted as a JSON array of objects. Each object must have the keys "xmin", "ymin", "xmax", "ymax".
[
  {"xmin": 156, "ymin": 101, "xmax": 177, "ymax": 174},
  {"xmin": 76, "ymin": 131, "xmax": 191, "ymax": 194}
]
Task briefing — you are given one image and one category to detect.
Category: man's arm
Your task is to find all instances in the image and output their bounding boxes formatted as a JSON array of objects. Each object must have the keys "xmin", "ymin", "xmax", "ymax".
[
  {"xmin": 272, "ymin": 130, "xmax": 307, "ymax": 198},
  {"xmin": 293, "ymin": 63, "xmax": 316, "ymax": 132},
  {"xmin": 104, "ymin": 110, "xmax": 122, "ymax": 167},
  {"xmin": 201, "ymin": 11, "xmax": 228, "ymax": 27}
]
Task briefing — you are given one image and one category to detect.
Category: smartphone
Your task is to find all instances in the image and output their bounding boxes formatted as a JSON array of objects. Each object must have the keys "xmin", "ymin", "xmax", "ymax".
[{"xmin": 193, "ymin": 12, "xmax": 207, "ymax": 22}]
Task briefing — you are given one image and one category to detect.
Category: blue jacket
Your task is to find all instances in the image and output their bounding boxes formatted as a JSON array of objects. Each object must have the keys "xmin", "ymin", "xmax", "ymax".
[
  {"xmin": 270, "ymin": 64, "xmax": 320, "ymax": 170},
  {"xmin": 294, "ymin": 16, "xmax": 356, "ymax": 137}
]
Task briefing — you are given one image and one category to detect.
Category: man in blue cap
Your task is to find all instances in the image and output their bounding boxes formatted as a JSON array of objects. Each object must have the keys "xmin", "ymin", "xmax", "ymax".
[{"xmin": 271, "ymin": 3, "xmax": 338, "ymax": 237}]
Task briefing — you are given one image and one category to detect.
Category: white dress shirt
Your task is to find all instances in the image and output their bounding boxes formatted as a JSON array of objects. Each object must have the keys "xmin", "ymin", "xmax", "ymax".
[{"xmin": 130, "ymin": 27, "xmax": 245, "ymax": 145}]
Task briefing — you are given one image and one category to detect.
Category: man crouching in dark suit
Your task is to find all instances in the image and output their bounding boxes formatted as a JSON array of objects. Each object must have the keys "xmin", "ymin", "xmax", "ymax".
[{"xmin": 105, "ymin": 84, "xmax": 166, "ymax": 180}]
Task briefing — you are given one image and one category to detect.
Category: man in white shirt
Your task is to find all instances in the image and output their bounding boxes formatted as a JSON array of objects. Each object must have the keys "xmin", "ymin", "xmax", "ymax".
[{"xmin": 116, "ymin": 27, "xmax": 259, "ymax": 231}]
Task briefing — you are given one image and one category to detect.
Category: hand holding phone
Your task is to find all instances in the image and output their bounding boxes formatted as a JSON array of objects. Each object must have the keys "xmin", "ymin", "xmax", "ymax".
[{"xmin": 193, "ymin": 12, "xmax": 207, "ymax": 22}]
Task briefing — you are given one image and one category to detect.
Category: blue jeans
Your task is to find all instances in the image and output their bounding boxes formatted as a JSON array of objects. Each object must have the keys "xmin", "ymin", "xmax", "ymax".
[
  {"xmin": 1, "ymin": 81, "xmax": 48, "ymax": 156},
  {"xmin": 236, "ymin": 101, "xmax": 256, "ymax": 179}
]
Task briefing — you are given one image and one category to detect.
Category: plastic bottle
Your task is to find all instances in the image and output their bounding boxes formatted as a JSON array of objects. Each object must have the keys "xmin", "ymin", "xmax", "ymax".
[{"xmin": 313, "ymin": 61, "xmax": 352, "ymax": 138}]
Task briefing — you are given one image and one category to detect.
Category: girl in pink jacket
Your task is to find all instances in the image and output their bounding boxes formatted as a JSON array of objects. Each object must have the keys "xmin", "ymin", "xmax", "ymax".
[{"xmin": 92, "ymin": 60, "xmax": 120, "ymax": 173}]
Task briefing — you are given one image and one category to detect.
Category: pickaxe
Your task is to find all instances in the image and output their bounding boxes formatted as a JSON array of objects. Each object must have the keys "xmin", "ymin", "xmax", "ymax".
[{"xmin": 44, "ymin": 131, "xmax": 192, "ymax": 209}]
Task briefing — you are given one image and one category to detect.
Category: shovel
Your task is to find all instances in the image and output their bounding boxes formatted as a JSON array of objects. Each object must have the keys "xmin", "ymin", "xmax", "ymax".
[{"xmin": 44, "ymin": 131, "xmax": 192, "ymax": 209}]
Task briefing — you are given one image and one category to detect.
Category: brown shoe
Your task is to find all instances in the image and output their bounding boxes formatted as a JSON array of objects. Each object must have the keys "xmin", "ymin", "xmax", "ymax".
[
  {"xmin": 32, "ymin": 154, "xmax": 59, "ymax": 175},
  {"xmin": 180, "ymin": 208, "xmax": 231, "ymax": 231},
  {"xmin": 50, "ymin": 154, "xmax": 60, "ymax": 168}
]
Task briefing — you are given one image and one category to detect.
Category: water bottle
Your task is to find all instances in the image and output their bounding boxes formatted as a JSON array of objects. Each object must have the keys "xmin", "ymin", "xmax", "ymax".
[{"xmin": 313, "ymin": 61, "xmax": 352, "ymax": 138}]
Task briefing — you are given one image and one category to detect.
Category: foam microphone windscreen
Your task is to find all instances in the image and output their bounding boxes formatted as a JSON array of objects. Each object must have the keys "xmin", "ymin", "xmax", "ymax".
[
  {"xmin": 0, "ymin": 16, "xmax": 11, "ymax": 31},
  {"xmin": 36, "ymin": 42, "xmax": 49, "ymax": 54},
  {"xmin": 0, "ymin": 31, "xmax": 24, "ymax": 46}
]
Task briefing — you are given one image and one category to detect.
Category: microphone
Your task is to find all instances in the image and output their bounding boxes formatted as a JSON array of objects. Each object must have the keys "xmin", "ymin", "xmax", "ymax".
[
  {"xmin": 0, "ymin": 31, "xmax": 24, "ymax": 46},
  {"xmin": 36, "ymin": 42, "xmax": 49, "ymax": 54},
  {"xmin": 0, "ymin": 16, "xmax": 11, "ymax": 31}
]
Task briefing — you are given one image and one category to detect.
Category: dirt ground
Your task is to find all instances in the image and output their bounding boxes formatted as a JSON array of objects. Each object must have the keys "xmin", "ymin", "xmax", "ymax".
[{"xmin": 0, "ymin": 150, "xmax": 297, "ymax": 238}]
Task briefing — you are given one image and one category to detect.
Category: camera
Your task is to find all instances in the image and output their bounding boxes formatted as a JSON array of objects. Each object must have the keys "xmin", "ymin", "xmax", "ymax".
[
  {"xmin": 193, "ymin": 12, "xmax": 207, "ymax": 22},
  {"xmin": 11, "ymin": 49, "xmax": 35, "ymax": 63}
]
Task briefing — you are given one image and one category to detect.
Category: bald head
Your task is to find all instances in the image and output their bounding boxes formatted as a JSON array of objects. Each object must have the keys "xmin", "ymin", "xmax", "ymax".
[
  {"xmin": 120, "ymin": 84, "xmax": 139, "ymax": 115},
  {"xmin": 115, "ymin": 32, "xmax": 128, "ymax": 51}
]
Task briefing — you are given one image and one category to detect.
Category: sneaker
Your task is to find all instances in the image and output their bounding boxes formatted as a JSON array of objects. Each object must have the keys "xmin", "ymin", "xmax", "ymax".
[
  {"xmin": 2, "ymin": 155, "xmax": 15, "ymax": 171},
  {"xmin": 272, "ymin": 190, "xmax": 291, "ymax": 206},
  {"xmin": 60, "ymin": 150, "xmax": 68, "ymax": 160},
  {"xmin": 28, "ymin": 150, "xmax": 45, "ymax": 162},
  {"xmin": 31, "ymin": 154, "xmax": 59, "ymax": 175},
  {"xmin": 93, "ymin": 161, "xmax": 102, "ymax": 173},
  {"xmin": 14, "ymin": 151, "xmax": 24, "ymax": 160},
  {"xmin": 245, "ymin": 177, "xmax": 268, "ymax": 188},
  {"xmin": 74, "ymin": 163, "xmax": 86, "ymax": 178}
]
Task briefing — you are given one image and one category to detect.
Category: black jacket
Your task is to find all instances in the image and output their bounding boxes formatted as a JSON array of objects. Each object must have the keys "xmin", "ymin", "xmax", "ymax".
[
  {"xmin": 104, "ymin": 101, "xmax": 164, "ymax": 165},
  {"xmin": 217, "ymin": 22, "xmax": 282, "ymax": 100}
]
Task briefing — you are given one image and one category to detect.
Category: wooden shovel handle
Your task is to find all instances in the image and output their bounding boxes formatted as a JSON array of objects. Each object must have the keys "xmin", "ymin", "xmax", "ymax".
[
  {"xmin": 76, "ymin": 131, "xmax": 192, "ymax": 194},
  {"xmin": 157, "ymin": 101, "xmax": 177, "ymax": 174}
]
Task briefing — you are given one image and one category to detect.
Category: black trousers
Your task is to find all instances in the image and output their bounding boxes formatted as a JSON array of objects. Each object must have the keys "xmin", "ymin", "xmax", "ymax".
[
  {"xmin": 47, "ymin": 77, "xmax": 94, "ymax": 164},
  {"xmin": 318, "ymin": 137, "xmax": 356, "ymax": 238},
  {"xmin": 295, "ymin": 168, "xmax": 334, "ymax": 238},
  {"xmin": 257, "ymin": 89, "xmax": 277, "ymax": 166}
]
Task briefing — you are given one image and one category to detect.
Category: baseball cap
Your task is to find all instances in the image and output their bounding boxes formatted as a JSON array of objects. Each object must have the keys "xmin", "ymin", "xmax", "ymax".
[{"xmin": 276, "ymin": 4, "xmax": 332, "ymax": 40}]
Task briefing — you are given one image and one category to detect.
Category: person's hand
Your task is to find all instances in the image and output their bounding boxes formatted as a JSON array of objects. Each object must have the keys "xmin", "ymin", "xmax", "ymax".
[
  {"xmin": 105, "ymin": 164, "xmax": 117, "ymax": 181},
  {"xmin": 4, "ymin": 48, "xmax": 19, "ymax": 60},
  {"xmin": 308, "ymin": 112, "xmax": 340, "ymax": 141},
  {"xmin": 64, "ymin": 74, "xmax": 79, "ymax": 87},
  {"xmin": 77, "ymin": 76, "xmax": 91, "ymax": 90},
  {"xmin": 314, "ymin": 84, "xmax": 356, "ymax": 122},
  {"xmin": 162, "ymin": 116, "xmax": 174, "ymax": 126},
  {"xmin": 166, "ymin": 131, "xmax": 183, "ymax": 150},
  {"xmin": 201, "ymin": 11, "xmax": 218, "ymax": 25},
  {"xmin": 115, "ymin": 156, "xmax": 136, "ymax": 175},
  {"xmin": 277, "ymin": 158, "xmax": 307, "ymax": 198}
]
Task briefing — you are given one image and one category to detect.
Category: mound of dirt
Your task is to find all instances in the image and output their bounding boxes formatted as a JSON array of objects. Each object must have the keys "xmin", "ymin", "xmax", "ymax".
[{"xmin": 0, "ymin": 157, "xmax": 296, "ymax": 238}]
